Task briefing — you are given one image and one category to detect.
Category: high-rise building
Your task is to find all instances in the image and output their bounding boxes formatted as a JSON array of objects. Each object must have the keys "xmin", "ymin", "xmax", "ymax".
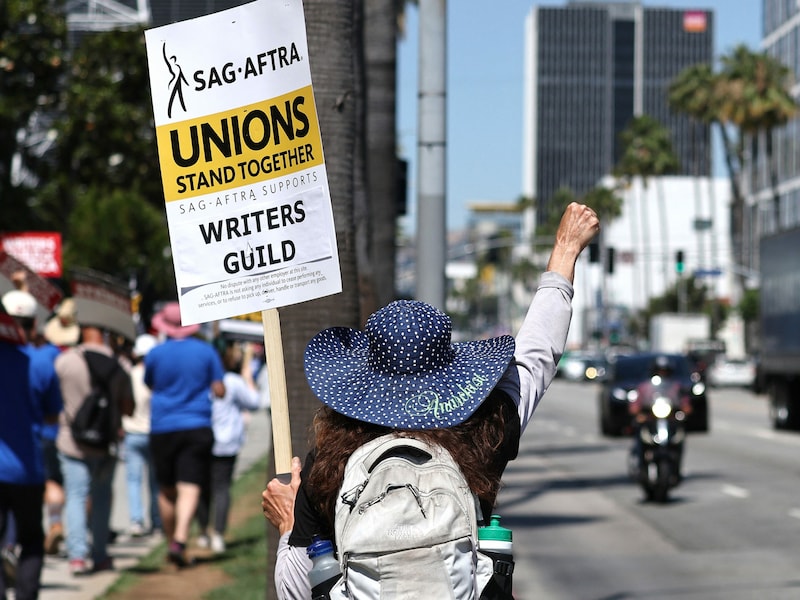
[
  {"xmin": 522, "ymin": 1, "xmax": 714, "ymax": 223},
  {"xmin": 746, "ymin": 2, "xmax": 800, "ymax": 262}
]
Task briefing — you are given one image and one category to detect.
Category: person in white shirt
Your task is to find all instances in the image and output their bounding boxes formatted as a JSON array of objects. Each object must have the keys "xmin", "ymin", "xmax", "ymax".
[
  {"xmin": 122, "ymin": 334, "xmax": 162, "ymax": 537},
  {"xmin": 196, "ymin": 342, "xmax": 261, "ymax": 553}
]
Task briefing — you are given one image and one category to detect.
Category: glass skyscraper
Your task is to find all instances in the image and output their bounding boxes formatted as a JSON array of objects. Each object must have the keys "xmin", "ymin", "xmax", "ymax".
[{"xmin": 523, "ymin": 1, "xmax": 714, "ymax": 222}]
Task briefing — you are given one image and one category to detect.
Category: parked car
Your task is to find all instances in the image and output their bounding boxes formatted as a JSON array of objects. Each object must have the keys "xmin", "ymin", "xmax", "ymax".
[
  {"xmin": 707, "ymin": 356, "xmax": 756, "ymax": 388},
  {"xmin": 557, "ymin": 351, "xmax": 607, "ymax": 382},
  {"xmin": 598, "ymin": 352, "xmax": 709, "ymax": 437}
]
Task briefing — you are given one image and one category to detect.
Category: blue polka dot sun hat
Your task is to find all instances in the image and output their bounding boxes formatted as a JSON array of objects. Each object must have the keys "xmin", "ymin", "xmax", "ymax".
[{"xmin": 303, "ymin": 300, "xmax": 515, "ymax": 430}]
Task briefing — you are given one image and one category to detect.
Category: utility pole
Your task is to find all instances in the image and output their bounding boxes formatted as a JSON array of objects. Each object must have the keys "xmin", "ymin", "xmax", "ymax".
[{"xmin": 415, "ymin": 0, "xmax": 447, "ymax": 309}]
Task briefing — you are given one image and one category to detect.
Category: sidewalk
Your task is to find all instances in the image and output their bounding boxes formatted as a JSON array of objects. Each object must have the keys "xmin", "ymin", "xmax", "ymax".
[{"xmin": 36, "ymin": 409, "xmax": 273, "ymax": 600}]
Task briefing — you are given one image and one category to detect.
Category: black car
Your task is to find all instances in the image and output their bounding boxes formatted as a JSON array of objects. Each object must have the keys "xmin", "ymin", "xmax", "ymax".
[{"xmin": 598, "ymin": 352, "xmax": 709, "ymax": 437}]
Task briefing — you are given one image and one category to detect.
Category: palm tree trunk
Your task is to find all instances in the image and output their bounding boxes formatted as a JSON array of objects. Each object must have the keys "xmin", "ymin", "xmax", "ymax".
[
  {"xmin": 365, "ymin": 0, "xmax": 400, "ymax": 314},
  {"xmin": 766, "ymin": 127, "xmax": 781, "ymax": 228},
  {"xmin": 266, "ymin": 1, "xmax": 363, "ymax": 596},
  {"xmin": 718, "ymin": 123, "xmax": 747, "ymax": 297},
  {"xmin": 691, "ymin": 120, "xmax": 705, "ymax": 269},
  {"xmin": 639, "ymin": 179, "xmax": 652, "ymax": 304},
  {"xmin": 656, "ymin": 177, "xmax": 669, "ymax": 284},
  {"xmin": 628, "ymin": 182, "xmax": 642, "ymax": 308}
]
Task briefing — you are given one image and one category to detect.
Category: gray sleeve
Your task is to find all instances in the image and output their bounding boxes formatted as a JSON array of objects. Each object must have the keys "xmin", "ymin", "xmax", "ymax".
[
  {"xmin": 275, "ymin": 532, "xmax": 313, "ymax": 600},
  {"xmin": 495, "ymin": 271, "xmax": 574, "ymax": 434}
]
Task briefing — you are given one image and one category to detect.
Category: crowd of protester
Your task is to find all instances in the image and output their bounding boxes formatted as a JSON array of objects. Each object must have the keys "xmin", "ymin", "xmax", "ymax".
[{"xmin": 0, "ymin": 278, "xmax": 270, "ymax": 599}]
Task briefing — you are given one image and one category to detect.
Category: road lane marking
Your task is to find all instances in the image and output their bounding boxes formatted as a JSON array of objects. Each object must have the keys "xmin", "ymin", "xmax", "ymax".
[{"xmin": 721, "ymin": 484, "xmax": 750, "ymax": 498}]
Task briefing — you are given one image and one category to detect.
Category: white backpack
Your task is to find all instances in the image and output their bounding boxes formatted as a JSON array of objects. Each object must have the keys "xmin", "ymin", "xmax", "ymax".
[{"xmin": 329, "ymin": 434, "xmax": 494, "ymax": 599}]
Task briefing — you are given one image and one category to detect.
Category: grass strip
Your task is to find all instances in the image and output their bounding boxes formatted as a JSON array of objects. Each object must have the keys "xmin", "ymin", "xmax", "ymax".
[{"xmin": 99, "ymin": 453, "xmax": 271, "ymax": 599}]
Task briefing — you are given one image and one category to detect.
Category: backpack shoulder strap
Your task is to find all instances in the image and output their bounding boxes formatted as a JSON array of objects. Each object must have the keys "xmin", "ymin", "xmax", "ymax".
[
  {"xmin": 361, "ymin": 435, "xmax": 435, "ymax": 473},
  {"xmin": 83, "ymin": 350, "xmax": 119, "ymax": 385}
]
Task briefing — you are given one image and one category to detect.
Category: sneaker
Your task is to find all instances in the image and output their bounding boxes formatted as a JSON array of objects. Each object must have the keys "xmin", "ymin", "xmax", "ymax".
[
  {"xmin": 2, "ymin": 546, "xmax": 18, "ymax": 586},
  {"xmin": 44, "ymin": 522, "xmax": 64, "ymax": 555},
  {"xmin": 210, "ymin": 533, "xmax": 226, "ymax": 554},
  {"xmin": 195, "ymin": 534, "xmax": 210, "ymax": 549},
  {"xmin": 92, "ymin": 557, "xmax": 114, "ymax": 573},
  {"xmin": 167, "ymin": 542, "xmax": 194, "ymax": 568},
  {"xmin": 129, "ymin": 522, "xmax": 146, "ymax": 538},
  {"xmin": 69, "ymin": 558, "xmax": 91, "ymax": 576}
]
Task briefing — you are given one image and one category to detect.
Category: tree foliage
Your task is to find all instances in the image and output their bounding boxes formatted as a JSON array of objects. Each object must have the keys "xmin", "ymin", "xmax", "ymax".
[
  {"xmin": 613, "ymin": 114, "xmax": 680, "ymax": 184},
  {"xmin": 582, "ymin": 185, "xmax": 623, "ymax": 222},
  {"xmin": 0, "ymin": 0, "xmax": 67, "ymax": 230},
  {"xmin": 1, "ymin": 3, "xmax": 173, "ymax": 304},
  {"xmin": 670, "ymin": 46, "xmax": 797, "ymax": 301},
  {"xmin": 38, "ymin": 26, "xmax": 161, "ymax": 227}
]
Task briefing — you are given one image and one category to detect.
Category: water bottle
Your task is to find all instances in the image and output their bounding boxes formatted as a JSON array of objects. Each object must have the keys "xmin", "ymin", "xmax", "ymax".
[
  {"xmin": 477, "ymin": 515, "xmax": 514, "ymax": 599},
  {"xmin": 307, "ymin": 535, "xmax": 341, "ymax": 600}
]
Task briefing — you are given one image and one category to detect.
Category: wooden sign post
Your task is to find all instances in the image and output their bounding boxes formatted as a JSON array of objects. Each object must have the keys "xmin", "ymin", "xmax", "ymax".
[{"xmin": 261, "ymin": 308, "xmax": 292, "ymax": 474}]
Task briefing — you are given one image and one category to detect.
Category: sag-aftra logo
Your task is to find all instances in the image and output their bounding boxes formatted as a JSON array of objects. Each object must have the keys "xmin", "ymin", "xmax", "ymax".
[{"xmin": 160, "ymin": 41, "xmax": 302, "ymax": 119}]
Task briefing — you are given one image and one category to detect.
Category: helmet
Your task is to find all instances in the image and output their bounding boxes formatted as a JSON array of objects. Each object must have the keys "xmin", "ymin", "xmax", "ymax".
[{"xmin": 650, "ymin": 355, "xmax": 674, "ymax": 378}]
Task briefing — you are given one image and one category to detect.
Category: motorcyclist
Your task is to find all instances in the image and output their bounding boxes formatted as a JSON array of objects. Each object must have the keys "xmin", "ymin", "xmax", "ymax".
[
  {"xmin": 628, "ymin": 356, "xmax": 691, "ymax": 482},
  {"xmin": 629, "ymin": 356, "xmax": 692, "ymax": 423}
]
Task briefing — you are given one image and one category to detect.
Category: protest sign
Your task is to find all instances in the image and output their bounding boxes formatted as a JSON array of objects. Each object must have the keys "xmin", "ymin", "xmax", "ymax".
[
  {"xmin": 0, "ymin": 313, "xmax": 26, "ymax": 345},
  {"xmin": 0, "ymin": 232, "xmax": 62, "ymax": 278},
  {"xmin": 70, "ymin": 268, "xmax": 136, "ymax": 341},
  {"xmin": 146, "ymin": 0, "xmax": 341, "ymax": 472},
  {"xmin": 0, "ymin": 250, "xmax": 64, "ymax": 327},
  {"xmin": 144, "ymin": 0, "xmax": 341, "ymax": 326}
]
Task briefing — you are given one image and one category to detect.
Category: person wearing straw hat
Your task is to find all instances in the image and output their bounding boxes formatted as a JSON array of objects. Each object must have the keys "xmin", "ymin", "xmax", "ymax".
[
  {"xmin": 145, "ymin": 302, "xmax": 225, "ymax": 567},
  {"xmin": 39, "ymin": 298, "xmax": 80, "ymax": 556},
  {"xmin": 43, "ymin": 299, "xmax": 80, "ymax": 349},
  {"xmin": 55, "ymin": 324, "xmax": 134, "ymax": 576},
  {"xmin": 262, "ymin": 202, "xmax": 600, "ymax": 598}
]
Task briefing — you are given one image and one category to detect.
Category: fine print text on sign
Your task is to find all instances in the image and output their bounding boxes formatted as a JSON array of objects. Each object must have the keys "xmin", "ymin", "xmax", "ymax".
[{"xmin": 145, "ymin": 0, "xmax": 341, "ymax": 325}]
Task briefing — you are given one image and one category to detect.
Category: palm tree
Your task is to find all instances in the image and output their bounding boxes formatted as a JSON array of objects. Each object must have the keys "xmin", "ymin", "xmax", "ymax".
[
  {"xmin": 668, "ymin": 62, "xmax": 716, "ymax": 270},
  {"xmin": 614, "ymin": 115, "xmax": 680, "ymax": 302},
  {"xmin": 716, "ymin": 45, "xmax": 796, "ymax": 244}
]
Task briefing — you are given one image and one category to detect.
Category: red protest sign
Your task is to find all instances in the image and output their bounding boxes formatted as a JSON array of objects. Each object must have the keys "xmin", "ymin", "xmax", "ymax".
[{"xmin": 0, "ymin": 232, "xmax": 62, "ymax": 278}]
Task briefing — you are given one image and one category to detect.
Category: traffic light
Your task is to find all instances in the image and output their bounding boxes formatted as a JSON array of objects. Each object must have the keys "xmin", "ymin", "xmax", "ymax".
[
  {"xmin": 606, "ymin": 247, "xmax": 615, "ymax": 274},
  {"xmin": 675, "ymin": 250, "xmax": 685, "ymax": 274},
  {"xmin": 588, "ymin": 240, "xmax": 600, "ymax": 263}
]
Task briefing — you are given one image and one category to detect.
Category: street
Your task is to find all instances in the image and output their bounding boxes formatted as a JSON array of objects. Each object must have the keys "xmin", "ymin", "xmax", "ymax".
[{"xmin": 502, "ymin": 380, "xmax": 800, "ymax": 600}]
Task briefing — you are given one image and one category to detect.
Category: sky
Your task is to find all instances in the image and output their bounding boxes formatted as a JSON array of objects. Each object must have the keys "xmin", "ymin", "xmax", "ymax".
[{"xmin": 395, "ymin": 0, "xmax": 763, "ymax": 234}]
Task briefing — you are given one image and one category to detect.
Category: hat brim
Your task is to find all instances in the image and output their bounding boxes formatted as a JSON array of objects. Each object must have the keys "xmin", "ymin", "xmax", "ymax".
[
  {"xmin": 151, "ymin": 311, "xmax": 200, "ymax": 339},
  {"xmin": 304, "ymin": 327, "xmax": 515, "ymax": 430},
  {"xmin": 43, "ymin": 318, "xmax": 80, "ymax": 346}
]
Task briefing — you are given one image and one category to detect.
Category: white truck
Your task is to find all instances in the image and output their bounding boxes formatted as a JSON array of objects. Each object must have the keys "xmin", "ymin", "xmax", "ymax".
[{"xmin": 648, "ymin": 312, "xmax": 711, "ymax": 354}]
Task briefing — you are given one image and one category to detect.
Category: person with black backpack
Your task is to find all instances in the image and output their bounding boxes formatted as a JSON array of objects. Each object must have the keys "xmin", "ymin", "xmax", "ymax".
[
  {"xmin": 262, "ymin": 203, "xmax": 600, "ymax": 599},
  {"xmin": 55, "ymin": 325, "xmax": 133, "ymax": 576}
]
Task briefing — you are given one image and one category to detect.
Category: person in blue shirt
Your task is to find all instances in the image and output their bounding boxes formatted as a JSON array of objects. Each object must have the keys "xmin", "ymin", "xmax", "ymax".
[
  {"xmin": 145, "ymin": 302, "xmax": 225, "ymax": 567},
  {"xmin": 196, "ymin": 341, "xmax": 261, "ymax": 554},
  {"xmin": 0, "ymin": 290, "xmax": 63, "ymax": 600}
]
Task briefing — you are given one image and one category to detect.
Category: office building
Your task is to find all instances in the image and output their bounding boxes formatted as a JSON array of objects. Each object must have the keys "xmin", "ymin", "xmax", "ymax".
[
  {"xmin": 522, "ymin": 1, "xmax": 714, "ymax": 223},
  {"xmin": 746, "ymin": 1, "xmax": 800, "ymax": 262}
]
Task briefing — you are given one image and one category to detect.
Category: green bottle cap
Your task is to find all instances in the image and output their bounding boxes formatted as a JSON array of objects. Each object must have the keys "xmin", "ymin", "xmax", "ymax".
[{"xmin": 478, "ymin": 515, "xmax": 512, "ymax": 542}]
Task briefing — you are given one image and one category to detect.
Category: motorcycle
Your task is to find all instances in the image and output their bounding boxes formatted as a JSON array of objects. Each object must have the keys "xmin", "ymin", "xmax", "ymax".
[{"xmin": 627, "ymin": 378, "xmax": 687, "ymax": 503}]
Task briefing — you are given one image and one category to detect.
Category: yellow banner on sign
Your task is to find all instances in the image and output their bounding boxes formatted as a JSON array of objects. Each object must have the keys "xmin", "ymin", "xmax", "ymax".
[{"xmin": 155, "ymin": 85, "xmax": 323, "ymax": 201}]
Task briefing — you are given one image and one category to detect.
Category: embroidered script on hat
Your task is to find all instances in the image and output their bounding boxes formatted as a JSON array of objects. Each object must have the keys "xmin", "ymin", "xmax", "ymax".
[{"xmin": 404, "ymin": 373, "xmax": 489, "ymax": 420}]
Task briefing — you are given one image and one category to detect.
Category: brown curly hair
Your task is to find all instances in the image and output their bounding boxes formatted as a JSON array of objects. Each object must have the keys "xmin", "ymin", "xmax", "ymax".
[{"xmin": 306, "ymin": 389, "xmax": 516, "ymax": 532}]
